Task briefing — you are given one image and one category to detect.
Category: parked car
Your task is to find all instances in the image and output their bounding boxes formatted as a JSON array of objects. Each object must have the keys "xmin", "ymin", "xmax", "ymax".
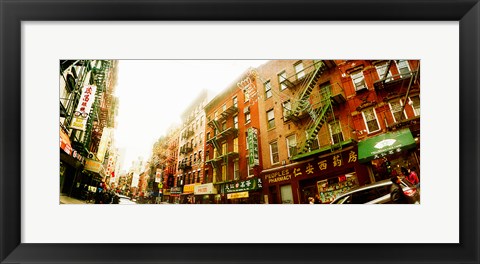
[
  {"xmin": 330, "ymin": 178, "xmax": 420, "ymax": 204},
  {"xmin": 118, "ymin": 195, "xmax": 137, "ymax": 205}
]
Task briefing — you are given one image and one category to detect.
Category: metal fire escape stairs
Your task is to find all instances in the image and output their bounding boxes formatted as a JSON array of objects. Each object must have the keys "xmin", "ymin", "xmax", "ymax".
[{"xmin": 286, "ymin": 61, "xmax": 339, "ymax": 158}]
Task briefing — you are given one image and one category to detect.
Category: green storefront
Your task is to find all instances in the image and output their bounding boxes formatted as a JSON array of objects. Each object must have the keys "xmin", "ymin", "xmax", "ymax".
[{"xmin": 358, "ymin": 128, "xmax": 419, "ymax": 181}]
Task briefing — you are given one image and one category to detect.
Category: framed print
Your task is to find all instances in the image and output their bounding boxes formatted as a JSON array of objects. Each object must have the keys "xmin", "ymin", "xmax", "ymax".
[{"xmin": 1, "ymin": 0, "xmax": 479, "ymax": 263}]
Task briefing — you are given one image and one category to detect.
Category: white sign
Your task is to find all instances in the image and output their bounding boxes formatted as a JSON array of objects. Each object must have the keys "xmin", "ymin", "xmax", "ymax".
[
  {"xmin": 155, "ymin": 169, "xmax": 162, "ymax": 183},
  {"xmin": 70, "ymin": 85, "xmax": 97, "ymax": 131}
]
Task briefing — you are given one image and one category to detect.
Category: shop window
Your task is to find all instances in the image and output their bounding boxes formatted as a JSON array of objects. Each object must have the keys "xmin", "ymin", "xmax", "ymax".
[
  {"xmin": 351, "ymin": 71, "xmax": 367, "ymax": 92},
  {"xmin": 294, "ymin": 61, "xmax": 305, "ymax": 80},
  {"xmin": 280, "ymin": 185, "xmax": 294, "ymax": 204},
  {"xmin": 362, "ymin": 108, "xmax": 380, "ymax": 134},
  {"xmin": 282, "ymin": 100, "xmax": 291, "ymax": 121},
  {"xmin": 375, "ymin": 62, "xmax": 393, "ymax": 82},
  {"xmin": 389, "ymin": 100, "xmax": 407, "ymax": 123},
  {"xmin": 264, "ymin": 80, "xmax": 272, "ymax": 99},
  {"xmin": 270, "ymin": 141, "xmax": 280, "ymax": 165},
  {"xmin": 286, "ymin": 134, "xmax": 297, "ymax": 157},
  {"xmin": 329, "ymin": 120, "xmax": 344, "ymax": 144},
  {"xmin": 409, "ymin": 96, "xmax": 420, "ymax": 116},
  {"xmin": 396, "ymin": 60, "xmax": 411, "ymax": 78},
  {"xmin": 267, "ymin": 109, "xmax": 275, "ymax": 129},
  {"xmin": 278, "ymin": 71, "xmax": 287, "ymax": 91}
]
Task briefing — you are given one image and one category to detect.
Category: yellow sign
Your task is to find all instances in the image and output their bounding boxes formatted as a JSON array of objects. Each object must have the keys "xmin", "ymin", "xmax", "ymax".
[
  {"xmin": 84, "ymin": 159, "xmax": 102, "ymax": 173},
  {"xmin": 183, "ymin": 183, "xmax": 200, "ymax": 194},
  {"xmin": 227, "ymin": 191, "xmax": 249, "ymax": 199}
]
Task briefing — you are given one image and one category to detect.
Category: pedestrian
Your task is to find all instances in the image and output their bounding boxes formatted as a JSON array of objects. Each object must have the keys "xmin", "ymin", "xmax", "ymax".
[
  {"xmin": 308, "ymin": 197, "xmax": 315, "ymax": 204},
  {"xmin": 390, "ymin": 175, "xmax": 407, "ymax": 204},
  {"xmin": 314, "ymin": 194, "xmax": 322, "ymax": 204},
  {"xmin": 407, "ymin": 166, "xmax": 420, "ymax": 188}
]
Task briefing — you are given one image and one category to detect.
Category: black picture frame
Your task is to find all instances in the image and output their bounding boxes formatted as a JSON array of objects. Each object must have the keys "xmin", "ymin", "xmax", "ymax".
[{"xmin": 1, "ymin": 0, "xmax": 478, "ymax": 263}]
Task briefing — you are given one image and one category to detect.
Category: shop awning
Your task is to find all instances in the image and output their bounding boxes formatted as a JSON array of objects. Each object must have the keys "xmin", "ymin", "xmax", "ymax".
[{"xmin": 358, "ymin": 128, "xmax": 417, "ymax": 163}]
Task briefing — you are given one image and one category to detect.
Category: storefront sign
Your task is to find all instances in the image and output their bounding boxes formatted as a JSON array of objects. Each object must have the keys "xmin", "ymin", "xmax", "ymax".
[
  {"xmin": 262, "ymin": 148, "xmax": 358, "ymax": 184},
  {"xmin": 247, "ymin": 127, "xmax": 259, "ymax": 166},
  {"xmin": 358, "ymin": 128, "xmax": 416, "ymax": 163},
  {"xmin": 170, "ymin": 187, "xmax": 182, "ymax": 194},
  {"xmin": 84, "ymin": 158, "xmax": 102, "ymax": 173},
  {"xmin": 59, "ymin": 128, "xmax": 72, "ymax": 155},
  {"xmin": 227, "ymin": 191, "xmax": 249, "ymax": 199},
  {"xmin": 183, "ymin": 183, "xmax": 200, "ymax": 194},
  {"xmin": 163, "ymin": 189, "xmax": 171, "ymax": 196},
  {"xmin": 224, "ymin": 178, "xmax": 262, "ymax": 194},
  {"xmin": 194, "ymin": 183, "xmax": 217, "ymax": 195},
  {"xmin": 70, "ymin": 84, "xmax": 97, "ymax": 131}
]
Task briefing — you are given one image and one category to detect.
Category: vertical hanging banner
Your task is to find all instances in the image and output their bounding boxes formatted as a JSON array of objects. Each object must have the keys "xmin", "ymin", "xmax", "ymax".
[
  {"xmin": 155, "ymin": 169, "xmax": 162, "ymax": 183},
  {"xmin": 70, "ymin": 84, "xmax": 97, "ymax": 131},
  {"xmin": 247, "ymin": 127, "xmax": 259, "ymax": 166},
  {"xmin": 96, "ymin": 128, "xmax": 111, "ymax": 163}
]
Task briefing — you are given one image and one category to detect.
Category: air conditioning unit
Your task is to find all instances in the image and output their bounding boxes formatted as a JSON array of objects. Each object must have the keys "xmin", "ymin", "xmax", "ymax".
[{"xmin": 243, "ymin": 106, "xmax": 250, "ymax": 113}]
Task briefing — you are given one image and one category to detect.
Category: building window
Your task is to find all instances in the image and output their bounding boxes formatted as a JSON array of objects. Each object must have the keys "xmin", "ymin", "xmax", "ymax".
[
  {"xmin": 222, "ymin": 103, "xmax": 227, "ymax": 112},
  {"xmin": 389, "ymin": 100, "xmax": 407, "ymax": 123},
  {"xmin": 294, "ymin": 62, "xmax": 305, "ymax": 80},
  {"xmin": 396, "ymin": 60, "xmax": 411, "ymax": 78},
  {"xmin": 234, "ymin": 160, "xmax": 240, "ymax": 180},
  {"xmin": 270, "ymin": 141, "xmax": 279, "ymax": 165},
  {"xmin": 282, "ymin": 100, "xmax": 291, "ymax": 121},
  {"xmin": 278, "ymin": 71, "xmax": 287, "ymax": 91},
  {"xmin": 198, "ymin": 150, "xmax": 202, "ymax": 163},
  {"xmin": 267, "ymin": 109, "xmax": 275, "ymax": 129},
  {"xmin": 306, "ymin": 131, "xmax": 320, "ymax": 150},
  {"xmin": 233, "ymin": 137, "xmax": 238, "ymax": 153},
  {"xmin": 264, "ymin": 80, "xmax": 272, "ymax": 99},
  {"xmin": 204, "ymin": 170, "xmax": 209, "ymax": 183},
  {"xmin": 351, "ymin": 71, "xmax": 367, "ymax": 91},
  {"xmin": 329, "ymin": 120, "xmax": 344, "ymax": 144},
  {"xmin": 245, "ymin": 112, "xmax": 251, "ymax": 124},
  {"xmin": 286, "ymin": 134, "xmax": 297, "ymax": 158},
  {"xmin": 222, "ymin": 121, "xmax": 227, "ymax": 131},
  {"xmin": 222, "ymin": 142, "xmax": 227, "ymax": 156},
  {"xmin": 362, "ymin": 108, "xmax": 380, "ymax": 134},
  {"xmin": 233, "ymin": 115, "xmax": 238, "ymax": 129},
  {"xmin": 221, "ymin": 164, "xmax": 227, "ymax": 182},
  {"xmin": 243, "ymin": 88, "xmax": 250, "ymax": 102},
  {"xmin": 233, "ymin": 96, "xmax": 238, "ymax": 107},
  {"xmin": 409, "ymin": 95, "xmax": 420, "ymax": 116},
  {"xmin": 206, "ymin": 132, "xmax": 210, "ymax": 140},
  {"xmin": 375, "ymin": 62, "xmax": 393, "ymax": 82}
]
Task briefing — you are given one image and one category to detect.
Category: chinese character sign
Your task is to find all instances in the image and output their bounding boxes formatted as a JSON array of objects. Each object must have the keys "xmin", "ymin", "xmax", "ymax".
[
  {"xmin": 155, "ymin": 169, "xmax": 162, "ymax": 183},
  {"xmin": 70, "ymin": 85, "xmax": 97, "ymax": 131},
  {"xmin": 247, "ymin": 128, "xmax": 260, "ymax": 166}
]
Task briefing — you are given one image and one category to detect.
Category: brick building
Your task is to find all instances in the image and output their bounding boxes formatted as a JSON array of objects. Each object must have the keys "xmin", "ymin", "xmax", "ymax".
[
  {"xmin": 253, "ymin": 60, "xmax": 420, "ymax": 204},
  {"xmin": 201, "ymin": 70, "xmax": 264, "ymax": 204}
]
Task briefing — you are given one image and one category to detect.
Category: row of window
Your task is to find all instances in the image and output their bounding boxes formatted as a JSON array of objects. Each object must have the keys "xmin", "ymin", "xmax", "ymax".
[
  {"xmin": 351, "ymin": 60, "xmax": 412, "ymax": 92},
  {"xmin": 264, "ymin": 61, "xmax": 307, "ymax": 99}
]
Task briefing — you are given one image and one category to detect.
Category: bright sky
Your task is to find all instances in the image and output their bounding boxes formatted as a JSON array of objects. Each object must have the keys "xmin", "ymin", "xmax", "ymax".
[{"xmin": 114, "ymin": 60, "xmax": 268, "ymax": 173}]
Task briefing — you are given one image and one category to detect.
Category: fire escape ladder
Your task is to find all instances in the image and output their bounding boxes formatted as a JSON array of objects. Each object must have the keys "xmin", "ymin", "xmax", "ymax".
[
  {"xmin": 299, "ymin": 98, "xmax": 333, "ymax": 154},
  {"xmin": 291, "ymin": 61, "xmax": 327, "ymax": 116}
]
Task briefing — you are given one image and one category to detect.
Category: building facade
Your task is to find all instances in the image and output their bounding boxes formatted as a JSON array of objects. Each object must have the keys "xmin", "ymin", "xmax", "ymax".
[
  {"xmin": 176, "ymin": 90, "xmax": 210, "ymax": 204},
  {"xmin": 60, "ymin": 60, "xmax": 118, "ymax": 199},
  {"xmin": 201, "ymin": 70, "xmax": 264, "ymax": 204},
  {"xmin": 253, "ymin": 60, "xmax": 420, "ymax": 204}
]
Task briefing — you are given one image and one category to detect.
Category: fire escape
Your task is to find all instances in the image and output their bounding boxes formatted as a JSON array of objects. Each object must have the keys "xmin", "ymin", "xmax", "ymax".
[
  {"xmin": 282, "ymin": 60, "xmax": 347, "ymax": 160},
  {"xmin": 205, "ymin": 104, "xmax": 239, "ymax": 182}
]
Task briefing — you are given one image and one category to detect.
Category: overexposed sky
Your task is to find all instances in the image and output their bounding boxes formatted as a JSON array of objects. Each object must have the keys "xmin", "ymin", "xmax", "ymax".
[{"xmin": 114, "ymin": 60, "xmax": 268, "ymax": 172}]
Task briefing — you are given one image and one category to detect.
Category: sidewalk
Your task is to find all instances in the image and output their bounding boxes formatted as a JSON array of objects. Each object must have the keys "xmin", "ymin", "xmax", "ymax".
[{"xmin": 60, "ymin": 194, "xmax": 85, "ymax": 204}]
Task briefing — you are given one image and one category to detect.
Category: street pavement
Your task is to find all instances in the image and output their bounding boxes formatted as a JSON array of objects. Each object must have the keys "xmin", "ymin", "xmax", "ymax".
[{"xmin": 60, "ymin": 194, "xmax": 85, "ymax": 204}]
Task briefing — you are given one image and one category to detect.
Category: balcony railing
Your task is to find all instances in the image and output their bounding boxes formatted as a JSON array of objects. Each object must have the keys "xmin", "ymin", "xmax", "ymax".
[
  {"xmin": 373, "ymin": 70, "xmax": 418, "ymax": 91},
  {"xmin": 290, "ymin": 121, "xmax": 358, "ymax": 161},
  {"xmin": 279, "ymin": 60, "xmax": 325, "ymax": 89}
]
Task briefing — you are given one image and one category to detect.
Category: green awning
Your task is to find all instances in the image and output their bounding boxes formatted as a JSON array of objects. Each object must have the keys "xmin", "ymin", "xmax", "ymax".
[{"xmin": 358, "ymin": 128, "xmax": 417, "ymax": 163}]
